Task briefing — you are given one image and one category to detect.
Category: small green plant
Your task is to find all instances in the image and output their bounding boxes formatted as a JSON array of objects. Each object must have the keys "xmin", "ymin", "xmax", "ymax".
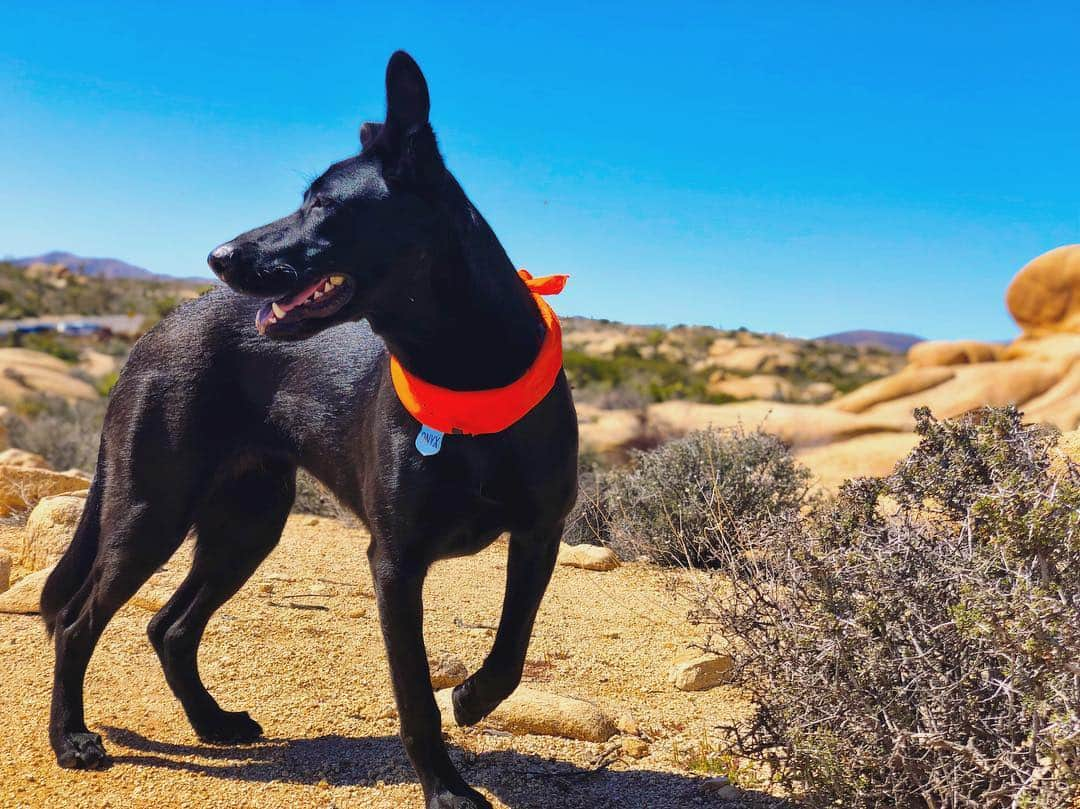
[{"xmin": 94, "ymin": 370, "xmax": 121, "ymax": 397}]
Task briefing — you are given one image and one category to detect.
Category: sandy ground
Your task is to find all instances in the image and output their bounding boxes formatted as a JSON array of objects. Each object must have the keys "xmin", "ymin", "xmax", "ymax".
[{"xmin": 0, "ymin": 516, "xmax": 762, "ymax": 809}]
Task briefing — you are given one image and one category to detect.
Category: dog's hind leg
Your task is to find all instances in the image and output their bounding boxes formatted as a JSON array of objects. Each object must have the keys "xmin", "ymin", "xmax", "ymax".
[
  {"xmin": 50, "ymin": 499, "xmax": 193, "ymax": 769},
  {"xmin": 147, "ymin": 461, "xmax": 294, "ymax": 743},
  {"xmin": 450, "ymin": 521, "xmax": 562, "ymax": 727}
]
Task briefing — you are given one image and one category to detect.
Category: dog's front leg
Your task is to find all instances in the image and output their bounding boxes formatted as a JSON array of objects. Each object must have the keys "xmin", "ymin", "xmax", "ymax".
[
  {"xmin": 370, "ymin": 545, "xmax": 492, "ymax": 809},
  {"xmin": 451, "ymin": 521, "xmax": 562, "ymax": 726}
]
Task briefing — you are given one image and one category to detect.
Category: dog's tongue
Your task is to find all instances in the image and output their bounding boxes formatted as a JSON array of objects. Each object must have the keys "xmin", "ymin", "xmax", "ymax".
[
  {"xmin": 283, "ymin": 277, "xmax": 330, "ymax": 310},
  {"xmin": 255, "ymin": 276, "xmax": 331, "ymax": 333}
]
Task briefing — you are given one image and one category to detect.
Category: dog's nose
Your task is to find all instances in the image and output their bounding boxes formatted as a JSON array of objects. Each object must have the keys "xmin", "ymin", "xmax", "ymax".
[{"xmin": 207, "ymin": 244, "xmax": 238, "ymax": 277}]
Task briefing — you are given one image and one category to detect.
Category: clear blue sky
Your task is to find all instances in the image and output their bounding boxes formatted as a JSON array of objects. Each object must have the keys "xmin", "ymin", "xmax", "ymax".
[{"xmin": 3, "ymin": 2, "xmax": 1079, "ymax": 340}]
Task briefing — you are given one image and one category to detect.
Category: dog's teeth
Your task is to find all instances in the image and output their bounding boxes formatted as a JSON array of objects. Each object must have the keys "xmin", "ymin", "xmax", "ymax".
[
  {"xmin": 330, "ymin": 275, "xmax": 345, "ymax": 286},
  {"xmin": 272, "ymin": 302, "xmax": 286, "ymax": 319},
  {"xmin": 323, "ymin": 281, "xmax": 334, "ymax": 292},
  {"xmin": 313, "ymin": 290, "xmax": 323, "ymax": 299}
]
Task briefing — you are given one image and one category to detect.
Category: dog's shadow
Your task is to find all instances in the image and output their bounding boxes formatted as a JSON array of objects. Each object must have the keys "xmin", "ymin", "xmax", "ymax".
[{"xmin": 101, "ymin": 726, "xmax": 792, "ymax": 808}]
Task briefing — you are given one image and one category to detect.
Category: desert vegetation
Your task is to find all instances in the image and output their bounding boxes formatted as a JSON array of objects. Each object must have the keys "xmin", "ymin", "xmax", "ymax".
[
  {"xmin": 3, "ymin": 249, "xmax": 1080, "ymax": 807},
  {"xmin": 571, "ymin": 407, "xmax": 1080, "ymax": 807},
  {"xmin": 562, "ymin": 316, "xmax": 904, "ymax": 409},
  {"xmin": 0, "ymin": 260, "xmax": 209, "ymax": 321}
]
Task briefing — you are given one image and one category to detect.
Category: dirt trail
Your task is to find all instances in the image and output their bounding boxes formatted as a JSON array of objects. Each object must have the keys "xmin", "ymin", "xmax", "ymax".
[{"xmin": 1, "ymin": 516, "xmax": 755, "ymax": 808}]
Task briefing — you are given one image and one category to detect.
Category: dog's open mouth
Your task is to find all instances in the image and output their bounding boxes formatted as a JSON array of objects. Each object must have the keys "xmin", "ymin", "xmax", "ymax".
[{"xmin": 255, "ymin": 274, "xmax": 355, "ymax": 336}]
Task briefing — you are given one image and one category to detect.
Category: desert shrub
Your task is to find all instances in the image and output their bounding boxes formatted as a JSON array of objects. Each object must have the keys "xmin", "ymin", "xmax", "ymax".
[
  {"xmin": 695, "ymin": 407, "xmax": 1079, "ymax": 807},
  {"xmin": 5, "ymin": 395, "xmax": 107, "ymax": 472},
  {"xmin": 292, "ymin": 469, "xmax": 346, "ymax": 518},
  {"xmin": 566, "ymin": 427, "xmax": 811, "ymax": 566}
]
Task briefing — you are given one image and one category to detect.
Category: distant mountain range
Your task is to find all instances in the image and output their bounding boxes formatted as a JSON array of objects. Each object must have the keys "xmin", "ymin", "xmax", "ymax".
[
  {"xmin": 11, "ymin": 251, "xmax": 211, "ymax": 284},
  {"xmin": 816, "ymin": 329, "xmax": 924, "ymax": 353}
]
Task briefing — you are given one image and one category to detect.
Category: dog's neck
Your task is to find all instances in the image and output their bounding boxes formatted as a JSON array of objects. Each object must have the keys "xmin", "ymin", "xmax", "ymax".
[{"xmin": 365, "ymin": 178, "xmax": 546, "ymax": 391}]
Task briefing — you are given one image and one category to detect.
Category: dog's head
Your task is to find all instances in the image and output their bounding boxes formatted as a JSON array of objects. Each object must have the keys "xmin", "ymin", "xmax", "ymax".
[{"xmin": 207, "ymin": 51, "xmax": 447, "ymax": 339}]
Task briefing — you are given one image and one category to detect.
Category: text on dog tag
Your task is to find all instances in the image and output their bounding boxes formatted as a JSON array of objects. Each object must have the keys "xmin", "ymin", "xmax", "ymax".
[{"xmin": 415, "ymin": 425, "xmax": 444, "ymax": 456}]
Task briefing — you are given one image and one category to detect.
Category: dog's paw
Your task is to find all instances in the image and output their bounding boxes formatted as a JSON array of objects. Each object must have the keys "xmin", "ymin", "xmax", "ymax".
[
  {"xmin": 427, "ymin": 785, "xmax": 493, "ymax": 809},
  {"xmin": 54, "ymin": 731, "xmax": 110, "ymax": 770},
  {"xmin": 194, "ymin": 709, "xmax": 264, "ymax": 744}
]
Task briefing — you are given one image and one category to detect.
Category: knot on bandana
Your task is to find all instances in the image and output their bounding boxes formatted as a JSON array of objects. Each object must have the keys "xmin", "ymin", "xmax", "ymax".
[{"xmin": 389, "ymin": 270, "xmax": 567, "ymax": 436}]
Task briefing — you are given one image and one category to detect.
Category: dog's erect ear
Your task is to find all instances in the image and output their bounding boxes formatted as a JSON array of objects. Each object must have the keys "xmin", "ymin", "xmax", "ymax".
[
  {"xmin": 376, "ymin": 51, "xmax": 443, "ymax": 187},
  {"xmin": 359, "ymin": 122, "xmax": 383, "ymax": 150},
  {"xmin": 385, "ymin": 51, "xmax": 430, "ymax": 134}
]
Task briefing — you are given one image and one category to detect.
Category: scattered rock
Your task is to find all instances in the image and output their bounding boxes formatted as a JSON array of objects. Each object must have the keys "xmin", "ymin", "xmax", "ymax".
[
  {"xmin": 669, "ymin": 652, "xmax": 734, "ymax": 692},
  {"xmin": 0, "ymin": 467, "xmax": 90, "ymax": 516},
  {"xmin": 0, "ymin": 565, "xmax": 53, "ymax": 614},
  {"xmin": 614, "ymin": 711, "xmax": 639, "ymax": 736},
  {"xmin": 619, "ymin": 737, "xmax": 649, "ymax": 759},
  {"xmin": 707, "ymin": 373, "xmax": 793, "ymax": 402},
  {"xmin": 700, "ymin": 779, "xmax": 740, "ymax": 801},
  {"xmin": 699, "ymin": 776, "xmax": 731, "ymax": 793},
  {"xmin": 436, "ymin": 685, "xmax": 617, "ymax": 742},
  {"xmin": 801, "ymin": 381, "xmax": 837, "ymax": 403},
  {"xmin": 428, "ymin": 653, "xmax": 468, "ymax": 689},
  {"xmin": 21, "ymin": 493, "xmax": 88, "ymax": 572},
  {"xmin": 0, "ymin": 550, "xmax": 10, "ymax": 593},
  {"xmin": 557, "ymin": 543, "xmax": 620, "ymax": 571},
  {"xmin": 0, "ymin": 449, "xmax": 50, "ymax": 469}
]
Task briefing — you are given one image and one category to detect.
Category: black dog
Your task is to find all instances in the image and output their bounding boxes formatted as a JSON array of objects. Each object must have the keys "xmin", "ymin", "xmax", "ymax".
[{"xmin": 41, "ymin": 51, "xmax": 577, "ymax": 809}]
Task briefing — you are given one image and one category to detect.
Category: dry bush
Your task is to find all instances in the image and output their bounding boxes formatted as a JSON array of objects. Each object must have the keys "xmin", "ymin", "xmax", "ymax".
[
  {"xmin": 292, "ymin": 469, "xmax": 347, "ymax": 519},
  {"xmin": 565, "ymin": 427, "xmax": 811, "ymax": 566},
  {"xmin": 693, "ymin": 407, "xmax": 1079, "ymax": 807},
  {"xmin": 5, "ymin": 395, "xmax": 107, "ymax": 472}
]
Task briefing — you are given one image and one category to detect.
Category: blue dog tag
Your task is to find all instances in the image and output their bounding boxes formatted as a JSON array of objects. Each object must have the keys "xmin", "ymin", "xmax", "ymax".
[{"xmin": 415, "ymin": 425, "xmax": 444, "ymax": 456}]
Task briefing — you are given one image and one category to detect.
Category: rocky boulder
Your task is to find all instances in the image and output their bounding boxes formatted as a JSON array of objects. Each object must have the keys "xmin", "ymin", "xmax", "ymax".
[
  {"xmin": 557, "ymin": 543, "xmax": 620, "ymax": 571},
  {"xmin": 0, "ymin": 348, "xmax": 98, "ymax": 402},
  {"xmin": 0, "ymin": 448, "xmax": 50, "ymax": 469},
  {"xmin": 1006, "ymin": 244, "xmax": 1080, "ymax": 337},
  {"xmin": 0, "ymin": 565, "xmax": 53, "ymax": 614},
  {"xmin": 830, "ymin": 366, "xmax": 955, "ymax": 413},
  {"xmin": 707, "ymin": 373, "xmax": 793, "ymax": 402},
  {"xmin": 436, "ymin": 685, "xmax": 617, "ymax": 742},
  {"xmin": 647, "ymin": 400, "xmax": 907, "ymax": 449},
  {"xmin": 575, "ymin": 404, "xmax": 644, "ymax": 454},
  {"xmin": 669, "ymin": 651, "xmax": 734, "ymax": 692},
  {"xmin": 21, "ymin": 492, "xmax": 88, "ymax": 571},
  {"xmin": 428, "ymin": 653, "xmax": 468, "ymax": 689},
  {"xmin": 0, "ymin": 467, "xmax": 89, "ymax": 516},
  {"xmin": 797, "ymin": 432, "xmax": 921, "ymax": 491},
  {"xmin": 907, "ymin": 339, "xmax": 1002, "ymax": 367}
]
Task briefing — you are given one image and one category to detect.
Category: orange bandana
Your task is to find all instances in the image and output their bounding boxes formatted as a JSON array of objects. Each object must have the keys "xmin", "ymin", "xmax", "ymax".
[{"xmin": 389, "ymin": 270, "xmax": 567, "ymax": 438}]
